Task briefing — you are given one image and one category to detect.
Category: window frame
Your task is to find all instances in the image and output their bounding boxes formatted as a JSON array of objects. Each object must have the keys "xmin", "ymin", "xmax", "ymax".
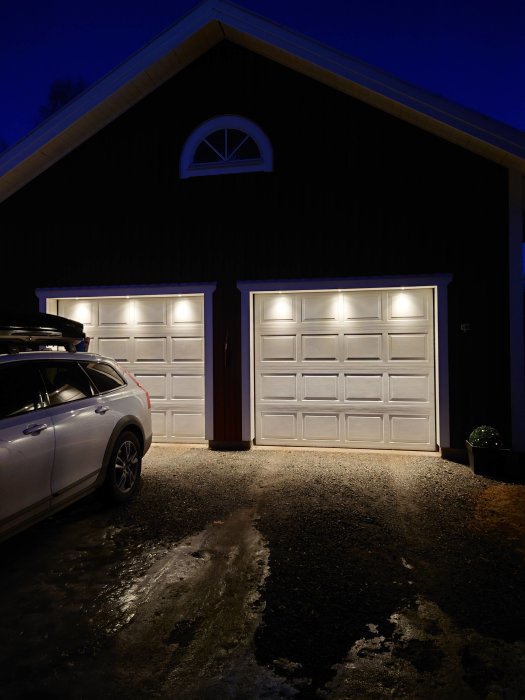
[
  {"xmin": 38, "ymin": 361, "xmax": 96, "ymax": 407},
  {"xmin": 79, "ymin": 360, "xmax": 127, "ymax": 395},
  {"xmin": 0, "ymin": 363, "xmax": 48, "ymax": 419},
  {"xmin": 180, "ymin": 115, "xmax": 273, "ymax": 179}
]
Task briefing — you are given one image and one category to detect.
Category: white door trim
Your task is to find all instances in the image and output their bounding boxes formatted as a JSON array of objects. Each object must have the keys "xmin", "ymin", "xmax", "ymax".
[
  {"xmin": 35, "ymin": 283, "xmax": 216, "ymax": 441},
  {"xmin": 239, "ymin": 275, "xmax": 452, "ymax": 450},
  {"xmin": 508, "ymin": 170, "xmax": 525, "ymax": 452}
]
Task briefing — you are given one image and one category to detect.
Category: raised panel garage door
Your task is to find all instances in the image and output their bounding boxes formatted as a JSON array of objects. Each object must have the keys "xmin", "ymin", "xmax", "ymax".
[
  {"xmin": 58, "ymin": 296, "xmax": 205, "ymax": 443},
  {"xmin": 254, "ymin": 289, "xmax": 436, "ymax": 450}
]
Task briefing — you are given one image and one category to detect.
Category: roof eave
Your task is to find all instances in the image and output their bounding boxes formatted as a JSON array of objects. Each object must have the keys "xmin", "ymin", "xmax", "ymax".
[
  {"xmin": 0, "ymin": 15, "xmax": 225, "ymax": 204},
  {"xmin": 219, "ymin": 18, "xmax": 525, "ymax": 173},
  {"xmin": 0, "ymin": 0, "xmax": 524, "ymax": 205}
]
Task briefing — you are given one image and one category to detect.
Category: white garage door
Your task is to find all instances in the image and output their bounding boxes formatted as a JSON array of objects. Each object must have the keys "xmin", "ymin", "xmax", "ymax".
[
  {"xmin": 254, "ymin": 288, "xmax": 436, "ymax": 450},
  {"xmin": 58, "ymin": 295, "xmax": 206, "ymax": 443}
]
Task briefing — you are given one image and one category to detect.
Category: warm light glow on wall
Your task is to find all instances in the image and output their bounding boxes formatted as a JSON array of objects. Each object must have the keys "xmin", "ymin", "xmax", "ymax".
[
  {"xmin": 274, "ymin": 297, "xmax": 290, "ymax": 317},
  {"xmin": 264, "ymin": 294, "xmax": 294, "ymax": 321},
  {"xmin": 391, "ymin": 290, "xmax": 423, "ymax": 318},
  {"xmin": 393, "ymin": 292, "xmax": 411, "ymax": 315},
  {"xmin": 173, "ymin": 298, "xmax": 193, "ymax": 322},
  {"xmin": 67, "ymin": 301, "xmax": 92, "ymax": 325}
]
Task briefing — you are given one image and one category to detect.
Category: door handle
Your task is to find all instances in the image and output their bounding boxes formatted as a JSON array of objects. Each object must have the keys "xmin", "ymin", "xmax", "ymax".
[
  {"xmin": 95, "ymin": 406, "xmax": 109, "ymax": 414},
  {"xmin": 23, "ymin": 423, "xmax": 48, "ymax": 435}
]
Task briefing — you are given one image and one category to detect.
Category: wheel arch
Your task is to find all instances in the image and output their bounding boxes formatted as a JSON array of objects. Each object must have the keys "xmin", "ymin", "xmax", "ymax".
[{"xmin": 95, "ymin": 417, "xmax": 146, "ymax": 488}]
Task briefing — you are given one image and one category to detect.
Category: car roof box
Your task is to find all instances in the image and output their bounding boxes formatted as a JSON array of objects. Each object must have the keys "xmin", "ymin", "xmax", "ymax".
[{"xmin": 0, "ymin": 312, "xmax": 85, "ymax": 353}]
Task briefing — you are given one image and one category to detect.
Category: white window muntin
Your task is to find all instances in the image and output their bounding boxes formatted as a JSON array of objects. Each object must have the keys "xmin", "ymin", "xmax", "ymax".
[{"xmin": 180, "ymin": 115, "xmax": 273, "ymax": 178}]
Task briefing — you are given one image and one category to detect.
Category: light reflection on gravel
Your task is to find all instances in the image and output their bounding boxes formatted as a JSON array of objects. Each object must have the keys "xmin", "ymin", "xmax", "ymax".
[{"xmin": 0, "ymin": 445, "xmax": 524, "ymax": 699}]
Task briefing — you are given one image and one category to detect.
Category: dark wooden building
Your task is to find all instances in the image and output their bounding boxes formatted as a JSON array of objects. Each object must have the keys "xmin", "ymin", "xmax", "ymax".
[{"xmin": 1, "ymin": 0, "xmax": 524, "ymax": 460}]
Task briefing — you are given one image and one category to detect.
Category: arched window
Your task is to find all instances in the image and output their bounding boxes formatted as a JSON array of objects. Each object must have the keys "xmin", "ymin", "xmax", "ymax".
[{"xmin": 180, "ymin": 115, "xmax": 273, "ymax": 178}]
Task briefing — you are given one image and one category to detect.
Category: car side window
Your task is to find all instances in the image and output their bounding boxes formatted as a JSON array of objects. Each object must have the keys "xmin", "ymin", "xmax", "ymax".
[
  {"xmin": 0, "ymin": 364, "xmax": 46, "ymax": 418},
  {"xmin": 81, "ymin": 361, "xmax": 126, "ymax": 394},
  {"xmin": 40, "ymin": 362, "xmax": 94, "ymax": 406}
]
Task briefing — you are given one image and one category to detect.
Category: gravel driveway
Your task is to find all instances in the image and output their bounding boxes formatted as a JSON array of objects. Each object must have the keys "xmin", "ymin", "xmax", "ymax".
[{"xmin": 1, "ymin": 445, "xmax": 524, "ymax": 699}]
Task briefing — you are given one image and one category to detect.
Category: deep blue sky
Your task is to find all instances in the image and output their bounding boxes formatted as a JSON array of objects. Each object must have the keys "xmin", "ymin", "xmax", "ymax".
[{"xmin": 1, "ymin": 0, "xmax": 524, "ymax": 148}]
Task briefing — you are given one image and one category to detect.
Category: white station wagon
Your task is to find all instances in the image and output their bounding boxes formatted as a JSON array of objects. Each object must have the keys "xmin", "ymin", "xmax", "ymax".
[{"xmin": 0, "ymin": 351, "xmax": 152, "ymax": 541}]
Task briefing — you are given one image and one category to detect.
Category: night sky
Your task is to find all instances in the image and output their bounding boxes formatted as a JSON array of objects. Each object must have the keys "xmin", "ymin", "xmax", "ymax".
[{"xmin": 1, "ymin": 0, "xmax": 524, "ymax": 150}]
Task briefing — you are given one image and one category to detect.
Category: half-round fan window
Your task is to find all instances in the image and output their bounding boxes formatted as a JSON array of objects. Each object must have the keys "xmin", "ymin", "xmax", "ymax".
[{"xmin": 180, "ymin": 115, "xmax": 273, "ymax": 178}]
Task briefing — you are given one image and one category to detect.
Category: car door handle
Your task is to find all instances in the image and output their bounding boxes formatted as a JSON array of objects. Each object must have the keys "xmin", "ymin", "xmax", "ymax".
[
  {"xmin": 95, "ymin": 406, "xmax": 109, "ymax": 414},
  {"xmin": 23, "ymin": 423, "xmax": 48, "ymax": 435}
]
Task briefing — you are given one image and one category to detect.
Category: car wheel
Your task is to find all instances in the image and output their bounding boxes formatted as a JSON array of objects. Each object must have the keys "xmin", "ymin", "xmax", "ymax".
[{"xmin": 104, "ymin": 431, "xmax": 142, "ymax": 503}]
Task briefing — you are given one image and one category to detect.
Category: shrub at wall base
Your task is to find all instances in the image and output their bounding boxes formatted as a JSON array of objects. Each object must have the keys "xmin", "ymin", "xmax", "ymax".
[{"xmin": 465, "ymin": 425, "xmax": 511, "ymax": 477}]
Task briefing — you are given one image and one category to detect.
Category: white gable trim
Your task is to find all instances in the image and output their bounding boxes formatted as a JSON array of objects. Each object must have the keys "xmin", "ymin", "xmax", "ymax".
[{"xmin": 0, "ymin": 0, "xmax": 524, "ymax": 203}]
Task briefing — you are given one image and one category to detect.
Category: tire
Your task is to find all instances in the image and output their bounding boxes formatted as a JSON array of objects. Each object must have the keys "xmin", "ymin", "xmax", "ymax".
[{"xmin": 103, "ymin": 431, "xmax": 142, "ymax": 503}]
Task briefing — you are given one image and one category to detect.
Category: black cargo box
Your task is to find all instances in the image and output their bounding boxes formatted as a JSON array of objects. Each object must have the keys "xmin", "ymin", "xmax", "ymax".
[{"xmin": 0, "ymin": 312, "xmax": 85, "ymax": 353}]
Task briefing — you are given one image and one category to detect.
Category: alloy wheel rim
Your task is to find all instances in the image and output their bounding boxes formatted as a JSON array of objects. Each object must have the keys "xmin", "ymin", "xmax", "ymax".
[{"xmin": 115, "ymin": 440, "xmax": 139, "ymax": 493}]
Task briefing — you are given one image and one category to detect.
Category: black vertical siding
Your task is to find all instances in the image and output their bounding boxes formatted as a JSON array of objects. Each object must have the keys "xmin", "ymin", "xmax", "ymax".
[{"xmin": 0, "ymin": 41, "xmax": 511, "ymax": 448}]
